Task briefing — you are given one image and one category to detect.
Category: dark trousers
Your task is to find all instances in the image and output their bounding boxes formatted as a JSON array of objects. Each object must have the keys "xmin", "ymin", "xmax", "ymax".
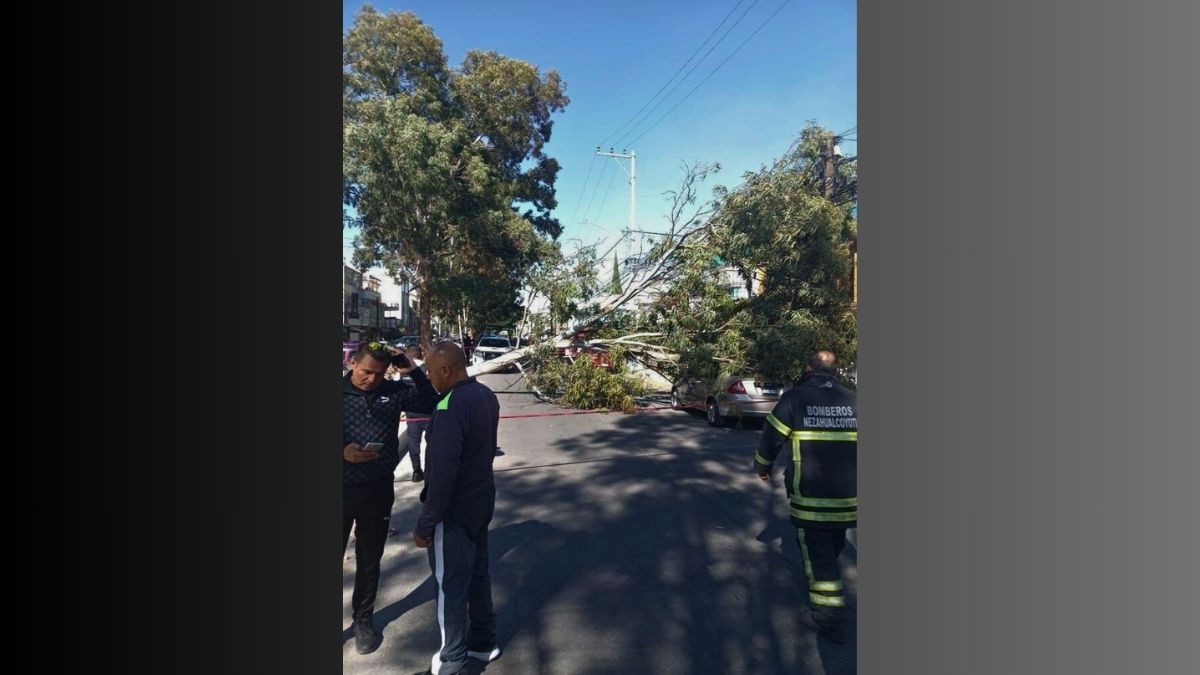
[
  {"xmin": 343, "ymin": 480, "xmax": 396, "ymax": 620},
  {"xmin": 796, "ymin": 527, "xmax": 849, "ymax": 623},
  {"xmin": 407, "ymin": 420, "xmax": 428, "ymax": 471},
  {"xmin": 426, "ymin": 505, "xmax": 497, "ymax": 674}
]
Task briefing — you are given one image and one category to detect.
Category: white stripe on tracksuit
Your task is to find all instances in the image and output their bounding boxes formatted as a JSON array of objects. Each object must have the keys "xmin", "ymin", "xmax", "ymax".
[{"xmin": 431, "ymin": 522, "xmax": 446, "ymax": 675}]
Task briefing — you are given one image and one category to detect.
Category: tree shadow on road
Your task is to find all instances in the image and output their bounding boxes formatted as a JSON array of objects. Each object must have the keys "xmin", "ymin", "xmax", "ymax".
[
  {"xmin": 345, "ymin": 520, "xmax": 561, "ymax": 648},
  {"xmin": 471, "ymin": 410, "xmax": 858, "ymax": 675},
  {"xmin": 349, "ymin": 404, "xmax": 856, "ymax": 674}
]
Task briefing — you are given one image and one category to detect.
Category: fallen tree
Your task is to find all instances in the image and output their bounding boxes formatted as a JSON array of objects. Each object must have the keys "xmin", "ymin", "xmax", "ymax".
[
  {"xmin": 466, "ymin": 161, "xmax": 720, "ymax": 383},
  {"xmin": 469, "ymin": 122, "xmax": 859, "ymax": 394}
]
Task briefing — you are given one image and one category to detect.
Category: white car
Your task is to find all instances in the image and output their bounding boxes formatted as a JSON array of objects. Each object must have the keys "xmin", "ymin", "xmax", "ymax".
[{"xmin": 471, "ymin": 336, "xmax": 514, "ymax": 366}]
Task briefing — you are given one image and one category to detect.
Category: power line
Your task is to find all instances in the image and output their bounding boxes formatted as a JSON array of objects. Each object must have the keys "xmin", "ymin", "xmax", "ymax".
[
  {"xmin": 585, "ymin": 220, "xmax": 619, "ymax": 235},
  {"xmin": 624, "ymin": 0, "xmax": 793, "ymax": 149},
  {"xmin": 597, "ymin": 0, "xmax": 749, "ymax": 148},
  {"xmin": 587, "ymin": 160, "xmax": 622, "ymax": 231},
  {"xmin": 597, "ymin": 230, "xmax": 631, "ymax": 264},
  {"xmin": 566, "ymin": 153, "xmax": 599, "ymax": 225},
  {"xmin": 579, "ymin": 159, "xmax": 612, "ymax": 227},
  {"xmin": 614, "ymin": 0, "xmax": 764, "ymax": 149}
]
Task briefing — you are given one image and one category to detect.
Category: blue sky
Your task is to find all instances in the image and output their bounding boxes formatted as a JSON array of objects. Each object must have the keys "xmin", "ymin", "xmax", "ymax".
[{"xmin": 343, "ymin": 0, "xmax": 856, "ymax": 261}]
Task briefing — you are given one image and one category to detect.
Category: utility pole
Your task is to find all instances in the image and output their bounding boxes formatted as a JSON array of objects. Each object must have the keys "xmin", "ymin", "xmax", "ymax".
[
  {"xmin": 596, "ymin": 148, "xmax": 636, "ymax": 258},
  {"xmin": 824, "ymin": 133, "xmax": 857, "ymax": 315},
  {"xmin": 824, "ymin": 136, "xmax": 837, "ymax": 200}
]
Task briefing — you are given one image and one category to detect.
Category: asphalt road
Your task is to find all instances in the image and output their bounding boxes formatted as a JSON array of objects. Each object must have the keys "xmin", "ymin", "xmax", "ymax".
[{"xmin": 344, "ymin": 372, "xmax": 857, "ymax": 675}]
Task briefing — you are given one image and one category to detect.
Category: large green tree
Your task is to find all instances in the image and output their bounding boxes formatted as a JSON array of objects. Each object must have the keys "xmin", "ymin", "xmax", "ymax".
[{"xmin": 342, "ymin": 7, "xmax": 570, "ymax": 351}]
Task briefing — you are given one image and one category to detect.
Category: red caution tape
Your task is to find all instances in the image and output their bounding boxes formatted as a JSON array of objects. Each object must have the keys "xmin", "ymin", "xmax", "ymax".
[{"xmin": 401, "ymin": 403, "xmax": 695, "ymax": 425}]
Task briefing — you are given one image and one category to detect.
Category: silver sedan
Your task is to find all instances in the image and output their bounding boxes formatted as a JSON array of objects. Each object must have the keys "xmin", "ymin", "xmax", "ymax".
[{"xmin": 671, "ymin": 374, "xmax": 792, "ymax": 427}]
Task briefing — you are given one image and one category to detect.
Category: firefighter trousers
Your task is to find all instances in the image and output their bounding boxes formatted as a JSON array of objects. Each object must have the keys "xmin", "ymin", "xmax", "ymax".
[{"xmin": 796, "ymin": 527, "xmax": 849, "ymax": 620}]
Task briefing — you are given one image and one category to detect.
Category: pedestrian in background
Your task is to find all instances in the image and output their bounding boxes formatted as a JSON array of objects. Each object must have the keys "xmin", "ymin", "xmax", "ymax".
[{"xmin": 403, "ymin": 345, "xmax": 429, "ymax": 483}]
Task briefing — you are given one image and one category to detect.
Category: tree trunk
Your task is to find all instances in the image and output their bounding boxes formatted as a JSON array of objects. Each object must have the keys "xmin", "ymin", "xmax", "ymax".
[
  {"xmin": 516, "ymin": 288, "xmax": 534, "ymax": 346},
  {"xmin": 417, "ymin": 258, "xmax": 433, "ymax": 355}
]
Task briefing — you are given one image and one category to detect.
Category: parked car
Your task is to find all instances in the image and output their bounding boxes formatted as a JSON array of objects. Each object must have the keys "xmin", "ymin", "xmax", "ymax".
[
  {"xmin": 671, "ymin": 373, "xmax": 792, "ymax": 427},
  {"xmin": 843, "ymin": 365, "xmax": 857, "ymax": 387},
  {"xmin": 388, "ymin": 335, "xmax": 421, "ymax": 349},
  {"xmin": 555, "ymin": 340, "xmax": 614, "ymax": 370},
  {"xmin": 471, "ymin": 336, "xmax": 514, "ymax": 366}
]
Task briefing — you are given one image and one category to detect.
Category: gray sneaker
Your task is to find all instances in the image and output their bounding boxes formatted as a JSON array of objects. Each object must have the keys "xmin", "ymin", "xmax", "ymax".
[{"xmin": 468, "ymin": 645, "xmax": 501, "ymax": 662}]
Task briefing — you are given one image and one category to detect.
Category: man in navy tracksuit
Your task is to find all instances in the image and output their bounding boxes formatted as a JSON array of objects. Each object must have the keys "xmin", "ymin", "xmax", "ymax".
[
  {"xmin": 412, "ymin": 342, "xmax": 501, "ymax": 675},
  {"xmin": 343, "ymin": 341, "xmax": 437, "ymax": 654}
]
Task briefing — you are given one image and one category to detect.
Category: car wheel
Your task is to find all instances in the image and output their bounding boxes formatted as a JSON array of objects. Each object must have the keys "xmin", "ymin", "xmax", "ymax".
[
  {"xmin": 706, "ymin": 401, "xmax": 725, "ymax": 427},
  {"xmin": 670, "ymin": 389, "xmax": 682, "ymax": 410}
]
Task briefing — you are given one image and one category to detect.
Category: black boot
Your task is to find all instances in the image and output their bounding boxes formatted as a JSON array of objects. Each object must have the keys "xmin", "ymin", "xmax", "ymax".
[
  {"xmin": 810, "ymin": 606, "xmax": 848, "ymax": 644},
  {"xmin": 411, "ymin": 468, "xmax": 424, "ymax": 483},
  {"xmin": 353, "ymin": 616, "xmax": 383, "ymax": 654}
]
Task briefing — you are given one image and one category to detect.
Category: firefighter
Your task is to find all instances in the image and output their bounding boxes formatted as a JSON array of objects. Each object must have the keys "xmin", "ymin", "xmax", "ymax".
[{"xmin": 755, "ymin": 350, "xmax": 857, "ymax": 644}]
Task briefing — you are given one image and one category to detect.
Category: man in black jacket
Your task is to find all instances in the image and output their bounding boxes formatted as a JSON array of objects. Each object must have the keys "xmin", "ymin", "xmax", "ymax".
[
  {"xmin": 343, "ymin": 341, "xmax": 437, "ymax": 654},
  {"xmin": 412, "ymin": 341, "xmax": 501, "ymax": 675},
  {"xmin": 755, "ymin": 350, "xmax": 857, "ymax": 644}
]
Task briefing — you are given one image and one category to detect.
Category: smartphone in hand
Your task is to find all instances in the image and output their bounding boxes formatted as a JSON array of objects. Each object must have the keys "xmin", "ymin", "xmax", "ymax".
[{"xmin": 362, "ymin": 442, "xmax": 384, "ymax": 456}]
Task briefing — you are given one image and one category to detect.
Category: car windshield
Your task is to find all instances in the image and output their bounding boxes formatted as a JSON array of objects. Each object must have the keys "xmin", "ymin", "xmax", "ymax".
[{"xmin": 479, "ymin": 338, "xmax": 510, "ymax": 348}]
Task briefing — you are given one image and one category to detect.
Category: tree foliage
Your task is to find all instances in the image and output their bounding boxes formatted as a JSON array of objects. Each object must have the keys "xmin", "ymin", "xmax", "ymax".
[
  {"xmin": 608, "ymin": 251, "xmax": 622, "ymax": 295},
  {"xmin": 647, "ymin": 123, "xmax": 857, "ymax": 383},
  {"xmin": 525, "ymin": 243, "xmax": 600, "ymax": 334},
  {"xmin": 525, "ymin": 344, "xmax": 646, "ymax": 411},
  {"xmin": 342, "ymin": 6, "xmax": 570, "ymax": 349}
]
